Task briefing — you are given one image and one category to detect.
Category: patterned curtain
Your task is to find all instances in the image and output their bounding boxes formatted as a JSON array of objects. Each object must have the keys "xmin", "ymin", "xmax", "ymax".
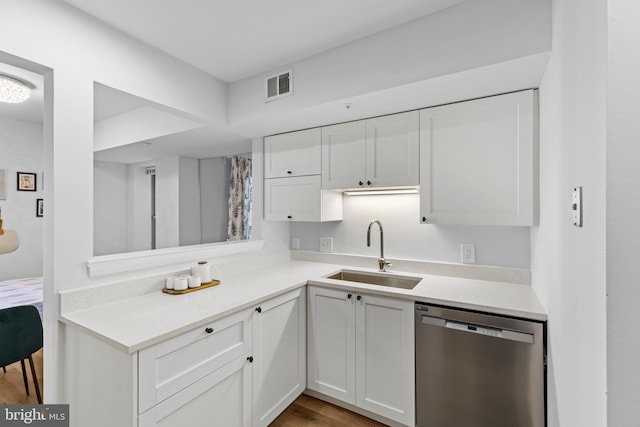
[{"xmin": 227, "ymin": 156, "xmax": 252, "ymax": 240}]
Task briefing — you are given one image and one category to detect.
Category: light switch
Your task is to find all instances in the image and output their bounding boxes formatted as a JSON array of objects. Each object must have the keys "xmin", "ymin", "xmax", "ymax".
[
  {"xmin": 572, "ymin": 187, "xmax": 583, "ymax": 227},
  {"xmin": 292, "ymin": 238, "xmax": 300, "ymax": 250}
]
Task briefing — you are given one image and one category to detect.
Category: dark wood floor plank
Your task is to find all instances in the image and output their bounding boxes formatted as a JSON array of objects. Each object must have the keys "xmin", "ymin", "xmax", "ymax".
[{"xmin": 270, "ymin": 394, "xmax": 388, "ymax": 427}]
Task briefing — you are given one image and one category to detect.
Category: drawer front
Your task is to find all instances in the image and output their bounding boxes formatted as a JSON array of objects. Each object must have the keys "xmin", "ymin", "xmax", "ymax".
[
  {"xmin": 138, "ymin": 354, "xmax": 252, "ymax": 427},
  {"xmin": 139, "ymin": 308, "xmax": 253, "ymax": 413}
]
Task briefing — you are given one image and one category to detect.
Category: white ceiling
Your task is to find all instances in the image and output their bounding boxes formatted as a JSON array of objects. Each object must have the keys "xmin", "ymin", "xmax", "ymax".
[
  {"xmin": 2, "ymin": 0, "xmax": 468, "ymax": 162},
  {"xmin": 60, "ymin": 0, "xmax": 467, "ymax": 83}
]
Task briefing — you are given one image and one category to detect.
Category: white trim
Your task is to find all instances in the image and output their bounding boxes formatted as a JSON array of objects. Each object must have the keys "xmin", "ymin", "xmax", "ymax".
[{"xmin": 86, "ymin": 239, "xmax": 264, "ymax": 277}]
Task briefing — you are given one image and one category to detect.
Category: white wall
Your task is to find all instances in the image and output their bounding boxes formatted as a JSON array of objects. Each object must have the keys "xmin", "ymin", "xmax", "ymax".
[
  {"xmin": 291, "ymin": 194, "xmax": 531, "ymax": 268},
  {"xmin": 200, "ymin": 157, "xmax": 229, "ymax": 243},
  {"xmin": 531, "ymin": 0, "xmax": 607, "ymax": 426},
  {"xmin": 1, "ymin": 0, "xmax": 230, "ymax": 404},
  {"xmin": 128, "ymin": 162, "xmax": 152, "ymax": 252},
  {"xmin": 154, "ymin": 156, "xmax": 180, "ymax": 249},
  {"xmin": 178, "ymin": 156, "xmax": 202, "ymax": 246},
  {"xmin": 93, "ymin": 160, "xmax": 128, "ymax": 256},
  {"xmin": 0, "ymin": 116, "xmax": 43, "ymax": 280},
  {"xmin": 228, "ymin": 0, "xmax": 551, "ymax": 136},
  {"xmin": 607, "ymin": 1, "xmax": 640, "ymax": 424}
]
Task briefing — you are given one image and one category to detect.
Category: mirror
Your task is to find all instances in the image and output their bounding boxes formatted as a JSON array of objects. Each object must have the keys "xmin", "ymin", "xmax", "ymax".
[{"xmin": 93, "ymin": 84, "xmax": 253, "ymax": 257}]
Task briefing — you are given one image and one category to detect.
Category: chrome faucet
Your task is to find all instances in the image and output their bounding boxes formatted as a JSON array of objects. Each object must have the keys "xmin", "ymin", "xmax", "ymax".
[{"xmin": 367, "ymin": 220, "xmax": 392, "ymax": 272}]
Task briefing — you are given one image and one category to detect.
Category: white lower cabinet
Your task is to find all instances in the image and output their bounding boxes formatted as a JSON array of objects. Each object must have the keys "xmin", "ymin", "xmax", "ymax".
[
  {"xmin": 138, "ymin": 355, "xmax": 252, "ymax": 427},
  {"xmin": 138, "ymin": 308, "xmax": 254, "ymax": 427},
  {"xmin": 67, "ymin": 285, "xmax": 413, "ymax": 427},
  {"xmin": 66, "ymin": 289, "xmax": 309, "ymax": 427},
  {"xmin": 307, "ymin": 286, "xmax": 415, "ymax": 426},
  {"xmin": 252, "ymin": 288, "xmax": 307, "ymax": 427}
]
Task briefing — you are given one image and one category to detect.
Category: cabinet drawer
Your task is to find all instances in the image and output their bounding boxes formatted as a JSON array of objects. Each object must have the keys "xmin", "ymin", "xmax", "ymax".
[
  {"xmin": 139, "ymin": 354, "xmax": 252, "ymax": 427},
  {"xmin": 138, "ymin": 308, "xmax": 252, "ymax": 413}
]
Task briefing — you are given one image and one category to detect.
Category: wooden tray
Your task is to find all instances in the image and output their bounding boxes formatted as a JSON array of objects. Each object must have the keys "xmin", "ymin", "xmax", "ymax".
[{"xmin": 162, "ymin": 279, "xmax": 221, "ymax": 295}]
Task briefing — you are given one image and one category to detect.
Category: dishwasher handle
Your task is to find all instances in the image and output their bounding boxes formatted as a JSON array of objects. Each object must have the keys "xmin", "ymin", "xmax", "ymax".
[{"xmin": 420, "ymin": 315, "xmax": 534, "ymax": 344}]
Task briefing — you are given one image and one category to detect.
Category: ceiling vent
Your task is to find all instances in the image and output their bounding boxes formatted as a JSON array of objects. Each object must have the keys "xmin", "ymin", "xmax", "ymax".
[{"xmin": 265, "ymin": 69, "xmax": 293, "ymax": 102}]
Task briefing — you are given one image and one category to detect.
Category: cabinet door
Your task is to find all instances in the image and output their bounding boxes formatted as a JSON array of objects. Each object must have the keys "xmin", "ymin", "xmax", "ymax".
[
  {"xmin": 321, "ymin": 120, "xmax": 366, "ymax": 189},
  {"xmin": 264, "ymin": 128, "xmax": 321, "ymax": 178},
  {"xmin": 138, "ymin": 309, "xmax": 252, "ymax": 413},
  {"xmin": 419, "ymin": 90, "xmax": 537, "ymax": 225},
  {"xmin": 355, "ymin": 294, "xmax": 415, "ymax": 426},
  {"xmin": 253, "ymin": 288, "xmax": 306, "ymax": 427},
  {"xmin": 307, "ymin": 286, "xmax": 356, "ymax": 404},
  {"xmin": 139, "ymin": 355, "xmax": 252, "ymax": 427},
  {"xmin": 264, "ymin": 175, "xmax": 342, "ymax": 222},
  {"xmin": 365, "ymin": 111, "xmax": 419, "ymax": 187}
]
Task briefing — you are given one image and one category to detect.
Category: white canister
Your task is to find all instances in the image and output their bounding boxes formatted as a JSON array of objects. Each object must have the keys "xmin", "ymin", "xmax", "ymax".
[
  {"xmin": 174, "ymin": 277, "xmax": 189, "ymax": 291},
  {"xmin": 165, "ymin": 276, "xmax": 178, "ymax": 290},
  {"xmin": 191, "ymin": 261, "xmax": 212, "ymax": 284},
  {"xmin": 188, "ymin": 276, "xmax": 201, "ymax": 288}
]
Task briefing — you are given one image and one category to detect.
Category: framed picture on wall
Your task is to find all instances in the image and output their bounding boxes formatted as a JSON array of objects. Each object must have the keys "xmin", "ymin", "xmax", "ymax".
[
  {"xmin": 17, "ymin": 172, "xmax": 36, "ymax": 191},
  {"xmin": 36, "ymin": 198, "xmax": 43, "ymax": 217}
]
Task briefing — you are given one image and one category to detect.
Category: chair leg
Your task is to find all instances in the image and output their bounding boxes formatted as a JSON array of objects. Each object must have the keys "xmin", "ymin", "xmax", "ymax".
[
  {"xmin": 2, "ymin": 366, "xmax": 5, "ymax": 373},
  {"xmin": 20, "ymin": 359, "xmax": 30, "ymax": 396},
  {"xmin": 28, "ymin": 355, "xmax": 42, "ymax": 404}
]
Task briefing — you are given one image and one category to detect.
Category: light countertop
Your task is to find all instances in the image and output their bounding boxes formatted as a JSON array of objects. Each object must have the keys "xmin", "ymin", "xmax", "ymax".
[{"xmin": 60, "ymin": 259, "xmax": 546, "ymax": 354}]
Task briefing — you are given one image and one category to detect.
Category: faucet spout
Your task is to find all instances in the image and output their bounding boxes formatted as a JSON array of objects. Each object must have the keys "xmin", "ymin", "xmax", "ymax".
[{"xmin": 367, "ymin": 220, "xmax": 392, "ymax": 272}]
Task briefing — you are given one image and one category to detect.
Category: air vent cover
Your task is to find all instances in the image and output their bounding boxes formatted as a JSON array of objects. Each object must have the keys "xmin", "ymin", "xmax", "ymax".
[{"xmin": 265, "ymin": 69, "xmax": 293, "ymax": 102}]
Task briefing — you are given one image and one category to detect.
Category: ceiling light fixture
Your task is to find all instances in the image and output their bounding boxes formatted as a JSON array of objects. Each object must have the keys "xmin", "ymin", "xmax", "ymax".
[{"xmin": 0, "ymin": 75, "xmax": 31, "ymax": 104}]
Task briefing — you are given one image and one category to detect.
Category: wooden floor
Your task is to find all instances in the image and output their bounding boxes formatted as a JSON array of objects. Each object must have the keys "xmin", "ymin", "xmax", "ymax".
[
  {"xmin": 0, "ymin": 348, "xmax": 43, "ymax": 404},
  {"xmin": 270, "ymin": 394, "xmax": 388, "ymax": 427}
]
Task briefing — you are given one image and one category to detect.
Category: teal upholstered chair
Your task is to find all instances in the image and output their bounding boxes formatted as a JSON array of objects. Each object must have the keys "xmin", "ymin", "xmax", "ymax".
[{"xmin": 0, "ymin": 305, "xmax": 43, "ymax": 403}]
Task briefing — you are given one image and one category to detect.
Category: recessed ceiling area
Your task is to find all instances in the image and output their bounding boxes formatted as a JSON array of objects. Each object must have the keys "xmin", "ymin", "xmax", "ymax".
[
  {"xmin": 93, "ymin": 84, "xmax": 251, "ymax": 163},
  {"xmin": 60, "ymin": 0, "xmax": 468, "ymax": 83}
]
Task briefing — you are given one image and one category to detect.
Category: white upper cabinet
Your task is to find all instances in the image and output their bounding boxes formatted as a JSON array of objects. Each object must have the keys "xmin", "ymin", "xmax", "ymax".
[
  {"xmin": 365, "ymin": 111, "xmax": 420, "ymax": 188},
  {"xmin": 264, "ymin": 175, "xmax": 342, "ymax": 222},
  {"xmin": 321, "ymin": 120, "xmax": 366, "ymax": 189},
  {"xmin": 264, "ymin": 128, "xmax": 321, "ymax": 178},
  {"xmin": 264, "ymin": 127, "xmax": 342, "ymax": 222},
  {"xmin": 419, "ymin": 90, "xmax": 538, "ymax": 226},
  {"xmin": 322, "ymin": 111, "xmax": 419, "ymax": 190}
]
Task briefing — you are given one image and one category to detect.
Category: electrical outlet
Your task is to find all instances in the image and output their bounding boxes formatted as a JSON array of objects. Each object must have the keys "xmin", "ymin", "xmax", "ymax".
[
  {"xmin": 461, "ymin": 244, "xmax": 476, "ymax": 264},
  {"xmin": 319, "ymin": 237, "xmax": 333, "ymax": 253},
  {"xmin": 292, "ymin": 238, "xmax": 300, "ymax": 250}
]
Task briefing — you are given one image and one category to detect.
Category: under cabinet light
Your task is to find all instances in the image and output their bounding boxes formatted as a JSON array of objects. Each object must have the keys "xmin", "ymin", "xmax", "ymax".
[
  {"xmin": 343, "ymin": 188, "xmax": 419, "ymax": 196},
  {"xmin": 0, "ymin": 75, "xmax": 31, "ymax": 104}
]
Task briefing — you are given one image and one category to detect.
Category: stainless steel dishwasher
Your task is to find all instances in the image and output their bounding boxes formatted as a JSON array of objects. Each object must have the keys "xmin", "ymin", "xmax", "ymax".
[{"xmin": 415, "ymin": 303, "xmax": 545, "ymax": 427}]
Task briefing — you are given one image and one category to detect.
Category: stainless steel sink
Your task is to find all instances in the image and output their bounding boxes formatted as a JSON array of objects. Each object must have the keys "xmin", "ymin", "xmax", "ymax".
[{"xmin": 325, "ymin": 269, "xmax": 422, "ymax": 290}]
